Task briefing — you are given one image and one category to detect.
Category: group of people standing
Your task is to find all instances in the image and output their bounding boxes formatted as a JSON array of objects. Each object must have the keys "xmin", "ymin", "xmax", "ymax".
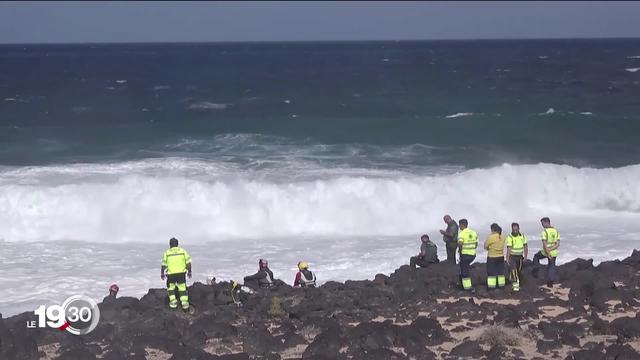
[
  {"xmin": 410, "ymin": 215, "xmax": 560, "ymax": 292},
  {"xmin": 156, "ymin": 215, "xmax": 560, "ymax": 310}
]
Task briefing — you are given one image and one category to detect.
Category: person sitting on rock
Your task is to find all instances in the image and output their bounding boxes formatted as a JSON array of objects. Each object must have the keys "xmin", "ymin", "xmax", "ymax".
[
  {"xmin": 410, "ymin": 234, "xmax": 440, "ymax": 269},
  {"xmin": 103, "ymin": 283, "xmax": 119, "ymax": 303},
  {"xmin": 161, "ymin": 237, "xmax": 192, "ymax": 310},
  {"xmin": 293, "ymin": 261, "xmax": 317, "ymax": 287},
  {"xmin": 243, "ymin": 259, "xmax": 276, "ymax": 290}
]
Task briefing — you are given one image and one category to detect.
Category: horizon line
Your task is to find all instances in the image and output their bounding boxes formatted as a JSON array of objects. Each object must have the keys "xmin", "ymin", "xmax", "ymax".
[{"xmin": 1, "ymin": 36, "xmax": 640, "ymax": 46}]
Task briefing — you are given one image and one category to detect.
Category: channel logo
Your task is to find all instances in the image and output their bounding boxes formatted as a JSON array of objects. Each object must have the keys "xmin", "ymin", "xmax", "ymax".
[{"xmin": 27, "ymin": 295, "xmax": 100, "ymax": 335}]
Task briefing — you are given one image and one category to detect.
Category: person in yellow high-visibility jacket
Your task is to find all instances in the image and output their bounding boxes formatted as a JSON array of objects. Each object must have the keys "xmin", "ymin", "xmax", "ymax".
[
  {"xmin": 457, "ymin": 219, "xmax": 478, "ymax": 291},
  {"xmin": 484, "ymin": 223, "xmax": 505, "ymax": 290},
  {"xmin": 533, "ymin": 217, "xmax": 560, "ymax": 288},
  {"xmin": 161, "ymin": 237, "xmax": 192, "ymax": 310},
  {"xmin": 506, "ymin": 222, "xmax": 528, "ymax": 292}
]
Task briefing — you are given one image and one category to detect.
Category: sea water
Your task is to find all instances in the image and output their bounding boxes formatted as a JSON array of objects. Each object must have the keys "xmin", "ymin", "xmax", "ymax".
[{"xmin": 1, "ymin": 40, "xmax": 640, "ymax": 316}]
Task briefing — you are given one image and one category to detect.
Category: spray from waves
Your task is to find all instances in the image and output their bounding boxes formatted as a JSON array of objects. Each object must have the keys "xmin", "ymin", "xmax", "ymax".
[{"xmin": 0, "ymin": 162, "xmax": 639, "ymax": 244}]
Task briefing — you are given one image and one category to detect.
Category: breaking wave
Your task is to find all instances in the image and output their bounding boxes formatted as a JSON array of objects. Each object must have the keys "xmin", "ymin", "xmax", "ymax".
[{"xmin": 0, "ymin": 161, "xmax": 638, "ymax": 243}]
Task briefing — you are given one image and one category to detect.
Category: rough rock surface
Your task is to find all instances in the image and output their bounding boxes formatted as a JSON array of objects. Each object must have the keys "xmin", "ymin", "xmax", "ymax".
[{"xmin": 2, "ymin": 250, "xmax": 640, "ymax": 359}]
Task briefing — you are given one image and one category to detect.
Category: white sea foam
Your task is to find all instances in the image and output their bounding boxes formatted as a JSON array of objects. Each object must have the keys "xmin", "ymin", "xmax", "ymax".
[
  {"xmin": 627, "ymin": 56, "xmax": 640, "ymax": 59},
  {"xmin": 580, "ymin": 112, "xmax": 593, "ymax": 115},
  {"xmin": 539, "ymin": 107, "xmax": 555, "ymax": 115},
  {"xmin": 1, "ymin": 162, "xmax": 639, "ymax": 243},
  {"xmin": 153, "ymin": 85, "xmax": 170, "ymax": 91},
  {"xmin": 538, "ymin": 55, "xmax": 549, "ymax": 59},
  {"xmin": 625, "ymin": 68, "xmax": 640, "ymax": 73},
  {"xmin": 115, "ymin": 79, "xmax": 127, "ymax": 84},
  {"xmin": 0, "ymin": 161, "xmax": 639, "ymax": 315},
  {"xmin": 445, "ymin": 112, "xmax": 475, "ymax": 119},
  {"xmin": 188, "ymin": 102, "xmax": 228, "ymax": 110}
]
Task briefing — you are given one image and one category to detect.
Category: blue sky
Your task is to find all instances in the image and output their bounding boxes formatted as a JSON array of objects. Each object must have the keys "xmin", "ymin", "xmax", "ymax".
[{"xmin": 0, "ymin": 1, "xmax": 639, "ymax": 44}]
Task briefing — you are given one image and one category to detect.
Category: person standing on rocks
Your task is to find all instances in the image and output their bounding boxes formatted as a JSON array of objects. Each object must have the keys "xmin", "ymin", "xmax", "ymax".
[
  {"xmin": 484, "ymin": 223, "xmax": 506, "ymax": 290},
  {"xmin": 161, "ymin": 237, "xmax": 192, "ymax": 310},
  {"xmin": 533, "ymin": 217, "xmax": 560, "ymax": 287},
  {"xmin": 293, "ymin": 261, "xmax": 317, "ymax": 287},
  {"xmin": 410, "ymin": 234, "xmax": 440, "ymax": 269},
  {"xmin": 505, "ymin": 222, "xmax": 528, "ymax": 292},
  {"xmin": 243, "ymin": 259, "xmax": 276, "ymax": 290},
  {"xmin": 440, "ymin": 215, "xmax": 459, "ymax": 264},
  {"xmin": 457, "ymin": 219, "xmax": 478, "ymax": 291}
]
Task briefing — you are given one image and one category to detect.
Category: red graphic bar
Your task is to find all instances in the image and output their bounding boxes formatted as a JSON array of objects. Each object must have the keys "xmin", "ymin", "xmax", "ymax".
[{"xmin": 59, "ymin": 322, "xmax": 70, "ymax": 331}]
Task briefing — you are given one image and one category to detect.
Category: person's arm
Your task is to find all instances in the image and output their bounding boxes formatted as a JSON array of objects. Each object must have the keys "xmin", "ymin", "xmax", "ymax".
[
  {"xmin": 541, "ymin": 231, "xmax": 550, "ymax": 255},
  {"xmin": 161, "ymin": 252, "xmax": 167, "ymax": 280},
  {"xmin": 523, "ymin": 243, "xmax": 529, "ymax": 259},
  {"xmin": 293, "ymin": 272, "xmax": 301, "ymax": 287},
  {"xmin": 484, "ymin": 236, "xmax": 491, "ymax": 251},
  {"xmin": 444, "ymin": 225, "xmax": 458, "ymax": 238},
  {"xmin": 185, "ymin": 250, "xmax": 193, "ymax": 278},
  {"xmin": 419, "ymin": 243, "xmax": 427, "ymax": 257},
  {"xmin": 244, "ymin": 271, "xmax": 266, "ymax": 282}
]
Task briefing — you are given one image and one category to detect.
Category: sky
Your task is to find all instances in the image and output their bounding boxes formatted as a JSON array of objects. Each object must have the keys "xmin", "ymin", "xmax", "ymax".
[{"xmin": 0, "ymin": 1, "xmax": 639, "ymax": 44}]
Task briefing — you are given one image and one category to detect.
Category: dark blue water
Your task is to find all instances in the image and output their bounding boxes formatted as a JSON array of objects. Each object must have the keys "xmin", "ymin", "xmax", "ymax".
[{"xmin": 1, "ymin": 39, "xmax": 640, "ymax": 168}]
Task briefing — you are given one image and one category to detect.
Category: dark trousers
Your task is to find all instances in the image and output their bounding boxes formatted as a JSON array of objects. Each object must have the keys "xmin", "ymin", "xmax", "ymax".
[
  {"xmin": 533, "ymin": 251, "xmax": 556, "ymax": 283},
  {"xmin": 459, "ymin": 254, "xmax": 475, "ymax": 278},
  {"xmin": 410, "ymin": 256, "xmax": 439, "ymax": 268},
  {"xmin": 509, "ymin": 255, "xmax": 524, "ymax": 281},
  {"xmin": 486, "ymin": 257, "xmax": 505, "ymax": 278},
  {"xmin": 445, "ymin": 242, "xmax": 458, "ymax": 264}
]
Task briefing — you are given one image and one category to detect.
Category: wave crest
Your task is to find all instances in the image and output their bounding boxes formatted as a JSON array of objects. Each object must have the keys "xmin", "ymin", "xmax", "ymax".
[{"xmin": 0, "ymin": 162, "xmax": 638, "ymax": 243}]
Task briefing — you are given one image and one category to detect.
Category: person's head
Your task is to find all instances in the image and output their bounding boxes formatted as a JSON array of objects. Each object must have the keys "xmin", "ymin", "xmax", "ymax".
[
  {"xmin": 169, "ymin": 237, "xmax": 179, "ymax": 248},
  {"xmin": 490, "ymin": 223, "xmax": 502, "ymax": 235},
  {"xmin": 443, "ymin": 215, "xmax": 452, "ymax": 224},
  {"xmin": 540, "ymin": 217, "xmax": 551, "ymax": 228},
  {"xmin": 109, "ymin": 283, "xmax": 119, "ymax": 297},
  {"xmin": 420, "ymin": 234, "xmax": 430, "ymax": 243},
  {"xmin": 259, "ymin": 258, "xmax": 269, "ymax": 270},
  {"xmin": 298, "ymin": 261, "xmax": 309, "ymax": 271},
  {"xmin": 459, "ymin": 218, "xmax": 468, "ymax": 230},
  {"xmin": 511, "ymin": 222, "xmax": 520, "ymax": 234}
]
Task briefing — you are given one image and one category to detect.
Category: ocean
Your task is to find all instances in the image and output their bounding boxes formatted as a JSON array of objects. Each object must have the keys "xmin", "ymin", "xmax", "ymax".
[{"xmin": 1, "ymin": 39, "xmax": 640, "ymax": 316}]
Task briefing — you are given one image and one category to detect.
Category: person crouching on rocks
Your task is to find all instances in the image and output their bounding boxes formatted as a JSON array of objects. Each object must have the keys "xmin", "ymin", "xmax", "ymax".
[
  {"xmin": 457, "ymin": 219, "xmax": 478, "ymax": 292},
  {"xmin": 161, "ymin": 237, "xmax": 192, "ymax": 310},
  {"xmin": 243, "ymin": 259, "xmax": 275, "ymax": 290},
  {"xmin": 293, "ymin": 261, "xmax": 317, "ymax": 287},
  {"xmin": 484, "ymin": 223, "xmax": 506, "ymax": 290},
  {"xmin": 410, "ymin": 234, "xmax": 439, "ymax": 269}
]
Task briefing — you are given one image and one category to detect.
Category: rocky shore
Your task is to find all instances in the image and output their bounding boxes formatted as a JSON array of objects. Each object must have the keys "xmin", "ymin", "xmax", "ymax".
[{"xmin": 2, "ymin": 250, "xmax": 640, "ymax": 360}]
